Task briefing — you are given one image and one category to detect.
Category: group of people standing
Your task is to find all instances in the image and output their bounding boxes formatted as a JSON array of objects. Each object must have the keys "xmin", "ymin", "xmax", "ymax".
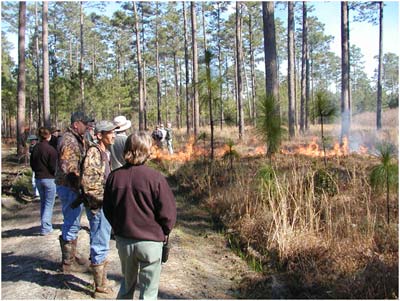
[
  {"xmin": 28, "ymin": 112, "xmax": 177, "ymax": 299},
  {"xmin": 151, "ymin": 123, "xmax": 174, "ymax": 154}
]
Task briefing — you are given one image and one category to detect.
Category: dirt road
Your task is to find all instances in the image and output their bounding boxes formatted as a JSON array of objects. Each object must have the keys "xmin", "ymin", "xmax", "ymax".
[{"xmin": 1, "ymin": 168, "xmax": 261, "ymax": 299}]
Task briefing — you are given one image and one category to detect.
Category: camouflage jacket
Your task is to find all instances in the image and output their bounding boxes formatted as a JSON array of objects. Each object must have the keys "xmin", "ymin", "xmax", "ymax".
[
  {"xmin": 81, "ymin": 144, "xmax": 111, "ymax": 209},
  {"xmin": 55, "ymin": 127, "xmax": 87, "ymax": 191}
]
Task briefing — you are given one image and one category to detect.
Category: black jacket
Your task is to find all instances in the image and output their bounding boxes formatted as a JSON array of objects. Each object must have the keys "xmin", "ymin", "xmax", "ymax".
[{"xmin": 30, "ymin": 140, "xmax": 58, "ymax": 179}]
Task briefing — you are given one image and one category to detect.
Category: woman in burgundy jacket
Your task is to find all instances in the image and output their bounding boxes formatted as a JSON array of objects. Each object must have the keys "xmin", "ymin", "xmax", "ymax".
[{"xmin": 103, "ymin": 131, "xmax": 177, "ymax": 299}]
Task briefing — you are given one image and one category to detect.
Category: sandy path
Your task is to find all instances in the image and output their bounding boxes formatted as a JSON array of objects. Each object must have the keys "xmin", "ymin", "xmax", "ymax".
[{"xmin": 1, "ymin": 178, "xmax": 259, "ymax": 299}]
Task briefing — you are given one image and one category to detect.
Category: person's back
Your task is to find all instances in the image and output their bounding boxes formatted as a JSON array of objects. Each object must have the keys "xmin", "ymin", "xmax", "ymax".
[
  {"xmin": 30, "ymin": 134, "xmax": 57, "ymax": 179},
  {"xmin": 152, "ymin": 126, "xmax": 163, "ymax": 148},
  {"xmin": 55, "ymin": 127, "xmax": 86, "ymax": 190},
  {"xmin": 109, "ymin": 115, "xmax": 131, "ymax": 170},
  {"xmin": 30, "ymin": 127, "xmax": 58, "ymax": 235},
  {"xmin": 110, "ymin": 134, "xmax": 127, "ymax": 170},
  {"xmin": 105, "ymin": 164, "xmax": 175, "ymax": 241},
  {"xmin": 103, "ymin": 132, "xmax": 176, "ymax": 299}
]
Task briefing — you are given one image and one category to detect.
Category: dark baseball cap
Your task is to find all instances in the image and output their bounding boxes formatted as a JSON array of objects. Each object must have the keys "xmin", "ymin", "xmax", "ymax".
[{"xmin": 71, "ymin": 112, "xmax": 94, "ymax": 124}]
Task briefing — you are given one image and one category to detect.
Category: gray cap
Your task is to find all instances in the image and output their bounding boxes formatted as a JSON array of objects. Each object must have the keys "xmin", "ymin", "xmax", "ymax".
[
  {"xmin": 95, "ymin": 120, "xmax": 119, "ymax": 134},
  {"xmin": 71, "ymin": 112, "xmax": 94, "ymax": 124}
]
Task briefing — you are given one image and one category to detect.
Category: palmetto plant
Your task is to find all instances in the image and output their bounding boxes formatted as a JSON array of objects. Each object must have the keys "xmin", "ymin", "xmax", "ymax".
[
  {"xmin": 312, "ymin": 91, "xmax": 338, "ymax": 167},
  {"xmin": 370, "ymin": 142, "xmax": 398, "ymax": 224},
  {"xmin": 256, "ymin": 94, "xmax": 284, "ymax": 162}
]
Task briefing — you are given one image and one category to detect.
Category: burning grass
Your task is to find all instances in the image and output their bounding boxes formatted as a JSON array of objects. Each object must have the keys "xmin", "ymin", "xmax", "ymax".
[
  {"xmin": 156, "ymin": 113, "xmax": 398, "ymax": 299},
  {"xmin": 170, "ymin": 152, "xmax": 398, "ymax": 298}
]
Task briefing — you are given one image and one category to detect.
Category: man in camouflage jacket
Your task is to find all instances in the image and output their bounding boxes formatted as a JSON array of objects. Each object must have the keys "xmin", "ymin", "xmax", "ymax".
[
  {"xmin": 81, "ymin": 120, "xmax": 119, "ymax": 298},
  {"xmin": 56, "ymin": 112, "xmax": 94, "ymax": 274}
]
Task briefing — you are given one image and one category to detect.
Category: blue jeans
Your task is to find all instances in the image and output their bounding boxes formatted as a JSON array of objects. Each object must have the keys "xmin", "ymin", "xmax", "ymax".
[
  {"xmin": 35, "ymin": 178, "xmax": 56, "ymax": 234},
  {"xmin": 85, "ymin": 207, "xmax": 112, "ymax": 265},
  {"xmin": 32, "ymin": 172, "xmax": 40, "ymax": 197},
  {"xmin": 57, "ymin": 185, "xmax": 111, "ymax": 264},
  {"xmin": 116, "ymin": 236, "xmax": 163, "ymax": 299}
]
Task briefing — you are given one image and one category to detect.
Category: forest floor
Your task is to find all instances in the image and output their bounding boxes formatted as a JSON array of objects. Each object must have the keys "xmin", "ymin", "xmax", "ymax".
[{"xmin": 1, "ymin": 146, "xmax": 266, "ymax": 300}]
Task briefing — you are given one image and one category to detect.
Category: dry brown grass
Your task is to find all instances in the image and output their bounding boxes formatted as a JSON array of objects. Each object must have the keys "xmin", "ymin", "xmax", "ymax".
[{"xmin": 169, "ymin": 110, "xmax": 398, "ymax": 298}]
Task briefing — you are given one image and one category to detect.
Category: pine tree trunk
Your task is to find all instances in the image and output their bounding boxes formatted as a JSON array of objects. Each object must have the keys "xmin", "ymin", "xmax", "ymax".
[
  {"xmin": 140, "ymin": 5, "xmax": 147, "ymax": 130},
  {"xmin": 133, "ymin": 2, "xmax": 144, "ymax": 130},
  {"xmin": 173, "ymin": 52, "xmax": 180, "ymax": 128},
  {"xmin": 42, "ymin": 1, "xmax": 51, "ymax": 128},
  {"xmin": 156, "ymin": 3, "xmax": 162, "ymax": 125},
  {"xmin": 341, "ymin": 2, "xmax": 350, "ymax": 142},
  {"xmin": 377, "ymin": 1, "xmax": 383, "ymax": 130},
  {"xmin": 183, "ymin": 2, "xmax": 190, "ymax": 135},
  {"xmin": 34, "ymin": 2, "xmax": 41, "ymax": 127},
  {"xmin": 236, "ymin": 2, "xmax": 244, "ymax": 139},
  {"xmin": 287, "ymin": 1, "xmax": 295, "ymax": 137},
  {"xmin": 217, "ymin": 3, "xmax": 223, "ymax": 130},
  {"xmin": 305, "ymin": 37, "xmax": 310, "ymax": 130},
  {"xmin": 205, "ymin": 51, "xmax": 214, "ymax": 160},
  {"xmin": 17, "ymin": 1, "xmax": 27, "ymax": 157},
  {"xmin": 300, "ymin": 1, "xmax": 308, "ymax": 133},
  {"xmin": 191, "ymin": 2, "xmax": 199, "ymax": 137},
  {"xmin": 249, "ymin": 13, "xmax": 256, "ymax": 126},
  {"xmin": 79, "ymin": 1, "xmax": 85, "ymax": 111},
  {"xmin": 262, "ymin": 2, "xmax": 279, "ymax": 104},
  {"xmin": 163, "ymin": 57, "xmax": 169, "ymax": 123}
]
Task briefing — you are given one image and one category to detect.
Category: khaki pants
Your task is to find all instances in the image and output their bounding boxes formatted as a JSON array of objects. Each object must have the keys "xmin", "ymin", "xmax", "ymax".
[{"xmin": 116, "ymin": 236, "xmax": 163, "ymax": 300}]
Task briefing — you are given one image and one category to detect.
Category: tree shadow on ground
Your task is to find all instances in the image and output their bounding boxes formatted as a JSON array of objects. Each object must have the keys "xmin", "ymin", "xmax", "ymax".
[
  {"xmin": 1, "ymin": 223, "xmax": 90, "ymax": 238},
  {"xmin": 2, "ymin": 252, "xmax": 92, "ymax": 296},
  {"xmin": 158, "ymin": 290, "xmax": 187, "ymax": 299},
  {"xmin": 2, "ymin": 224, "xmax": 63, "ymax": 238}
]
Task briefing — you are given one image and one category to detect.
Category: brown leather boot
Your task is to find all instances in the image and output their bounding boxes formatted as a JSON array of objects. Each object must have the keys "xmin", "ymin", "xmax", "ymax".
[
  {"xmin": 59, "ymin": 235, "xmax": 90, "ymax": 273},
  {"xmin": 70, "ymin": 237, "xmax": 90, "ymax": 266},
  {"xmin": 91, "ymin": 261, "xmax": 117, "ymax": 299}
]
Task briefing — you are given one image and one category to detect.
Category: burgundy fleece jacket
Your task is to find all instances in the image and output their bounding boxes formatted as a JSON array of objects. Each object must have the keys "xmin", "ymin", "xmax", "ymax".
[{"xmin": 103, "ymin": 164, "xmax": 177, "ymax": 242}]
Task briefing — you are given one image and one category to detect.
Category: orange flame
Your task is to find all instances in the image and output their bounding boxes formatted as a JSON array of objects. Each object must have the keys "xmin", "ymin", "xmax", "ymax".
[
  {"xmin": 151, "ymin": 136, "xmax": 208, "ymax": 163},
  {"xmin": 151, "ymin": 135, "xmax": 369, "ymax": 163},
  {"xmin": 281, "ymin": 136, "xmax": 368, "ymax": 157}
]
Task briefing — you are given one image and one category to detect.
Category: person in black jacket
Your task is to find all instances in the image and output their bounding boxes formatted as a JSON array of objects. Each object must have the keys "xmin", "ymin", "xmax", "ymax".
[
  {"xmin": 104, "ymin": 131, "xmax": 177, "ymax": 299},
  {"xmin": 30, "ymin": 127, "xmax": 58, "ymax": 235}
]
